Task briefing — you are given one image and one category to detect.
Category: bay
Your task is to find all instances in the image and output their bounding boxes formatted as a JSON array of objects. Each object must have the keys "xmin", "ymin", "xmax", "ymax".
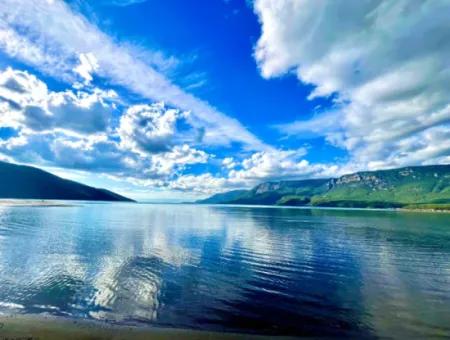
[{"xmin": 0, "ymin": 203, "xmax": 449, "ymax": 337}]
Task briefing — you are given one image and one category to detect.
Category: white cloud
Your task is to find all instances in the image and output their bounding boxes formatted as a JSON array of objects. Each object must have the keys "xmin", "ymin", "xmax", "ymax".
[
  {"xmin": 168, "ymin": 173, "xmax": 228, "ymax": 194},
  {"xmin": 0, "ymin": 25, "xmax": 72, "ymax": 82},
  {"xmin": 0, "ymin": 68, "xmax": 116, "ymax": 134},
  {"xmin": 0, "ymin": 0, "xmax": 267, "ymax": 150},
  {"xmin": 73, "ymin": 53, "xmax": 99, "ymax": 84},
  {"xmin": 0, "ymin": 67, "xmax": 339, "ymax": 196},
  {"xmin": 255, "ymin": 0, "xmax": 450, "ymax": 169},
  {"xmin": 168, "ymin": 149, "xmax": 340, "ymax": 195},
  {"xmin": 147, "ymin": 144, "xmax": 209, "ymax": 177},
  {"xmin": 0, "ymin": 129, "xmax": 210, "ymax": 182},
  {"xmin": 222, "ymin": 157, "xmax": 236, "ymax": 169},
  {"xmin": 0, "ymin": 68, "xmax": 211, "ymax": 187},
  {"xmin": 118, "ymin": 103, "xmax": 189, "ymax": 154},
  {"xmin": 228, "ymin": 149, "xmax": 338, "ymax": 184},
  {"xmin": 0, "ymin": 67, "xmax": 338, "ymax": 196},
  {"xmin": 100, "ymin": 0, "xmax": 148, "ymax": 6},
  {"xmin": 0, "ymin": 132, "xmax": 129, "ymax": 172}
]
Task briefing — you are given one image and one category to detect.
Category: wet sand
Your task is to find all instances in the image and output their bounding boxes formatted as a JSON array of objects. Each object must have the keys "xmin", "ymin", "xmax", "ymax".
[{"xmin": 0, "ymin": 315, "xmax": 289, "ymax": 340}]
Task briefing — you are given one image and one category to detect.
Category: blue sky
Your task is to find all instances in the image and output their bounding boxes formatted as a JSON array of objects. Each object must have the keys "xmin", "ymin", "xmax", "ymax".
[{"xmin": 0, "ymin": 0, "xmax": 449, "ymax": 200}]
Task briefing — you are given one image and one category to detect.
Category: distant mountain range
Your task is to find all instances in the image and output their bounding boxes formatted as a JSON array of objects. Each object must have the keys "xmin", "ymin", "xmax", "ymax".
[
  {"xmin": 198, "ymin": 165, "xmax": 450, "ymax": 210},
  {"xmin": 0, "ymin": 161, "xmax": 134, "ymax": 202}
]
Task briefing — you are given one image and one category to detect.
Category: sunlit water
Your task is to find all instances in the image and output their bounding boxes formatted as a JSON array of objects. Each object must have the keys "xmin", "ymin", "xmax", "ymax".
[{"xmin": 0, "ymin": 203, "xmax": 449, "ymax": 337}]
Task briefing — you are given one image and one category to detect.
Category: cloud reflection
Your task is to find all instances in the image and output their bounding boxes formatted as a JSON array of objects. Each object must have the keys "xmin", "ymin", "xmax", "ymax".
[{"xmin": 0, "ymin": 205, "xmax": 449, "ymax": 336}]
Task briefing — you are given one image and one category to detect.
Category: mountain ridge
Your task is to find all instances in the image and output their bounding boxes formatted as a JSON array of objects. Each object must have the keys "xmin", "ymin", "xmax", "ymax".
[
  {"xmin": 197, "ymin": 164, "xmax": 450, "ymax": 209},
  {"xmin": 0, "ymin": 161, "xmax": 134, "ymax": 202}
]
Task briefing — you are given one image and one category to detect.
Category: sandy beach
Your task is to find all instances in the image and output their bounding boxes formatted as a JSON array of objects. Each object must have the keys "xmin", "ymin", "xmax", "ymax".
[{"xmin": 0, "ymin": 314, "xmax": 291, "ymax": 340}]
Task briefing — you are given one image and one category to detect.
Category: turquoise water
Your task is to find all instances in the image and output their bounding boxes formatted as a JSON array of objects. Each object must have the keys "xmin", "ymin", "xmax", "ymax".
[{"xmin": 0, "ymin": 203, "xmax": 449, "ymax": 337}]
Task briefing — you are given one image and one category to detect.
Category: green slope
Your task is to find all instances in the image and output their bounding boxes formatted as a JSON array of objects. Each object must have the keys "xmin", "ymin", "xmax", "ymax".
[
  {"xmin": 0, "ymin": 161, "xmax": 134, "ymax": 202},
  {"xmin": 199, "ymin": 165, "xmax": 450, "ymax": 209},
  {"xmin": 231, "ymin": 179, "xmax": 330, "ymax": 205},
  {"xmin": 196, "ymin": 190, "xmax": 249, "ymax": 204},
  {"xmin": 314, "ymin": 165, "xmax": 450, "ymax": 208}
]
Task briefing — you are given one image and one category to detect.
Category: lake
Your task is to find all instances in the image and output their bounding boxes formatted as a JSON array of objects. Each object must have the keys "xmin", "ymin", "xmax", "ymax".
[{"xmin": 0, "ymin": 203, "xmax": 449, "ymax": 337}]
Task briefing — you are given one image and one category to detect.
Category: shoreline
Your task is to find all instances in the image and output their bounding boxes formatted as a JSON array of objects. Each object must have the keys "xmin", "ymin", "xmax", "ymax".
[
  {"xmin": 0, "ymin": 199, "xmax": 74, "ymax": 207},
  {"xmin": 397, "ymin": 207, "xmax": 450, "ymax": 213},
  {"xmin": 201, "ymin": 203, "xmax": 450, "ymax": 213},
  {"xmin": 0, "ymin": 314, "xmax": 287, "ymax": 340},
  {"xmin": 0, "ymin": 199, "xmax": 448, "ymax": 213}
]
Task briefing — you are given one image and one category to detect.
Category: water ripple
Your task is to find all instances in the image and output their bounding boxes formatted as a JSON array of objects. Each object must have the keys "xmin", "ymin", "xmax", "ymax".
[{"xmin": 0, "ymin": 204, "xmax": 449, "ymax": 337}]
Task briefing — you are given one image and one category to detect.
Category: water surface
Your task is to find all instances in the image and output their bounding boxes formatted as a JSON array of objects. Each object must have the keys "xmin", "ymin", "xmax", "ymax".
[{"xmin": 0, "ymin": 203, "xmax": 449, "ymax": 337}]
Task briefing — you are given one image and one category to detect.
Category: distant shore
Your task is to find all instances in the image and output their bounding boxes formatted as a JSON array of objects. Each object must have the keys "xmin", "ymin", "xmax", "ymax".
[
  {"xmin": 0, "ymin": 314, "xmax": 284, "ymax": 340},
  {"xmin": 0, "ymin": 199, "xmax": 448, "ymax": 213},
  {"xmin": 0, "ymin": 199, "xmax": 74, "ymax": 207},
  {"xmin": 398, "ymin": 207, "xmax": 450, "ymax": 213},
  {"xmin": 198, "ymin": 202, "xmax": 450, "ymax": 213}
]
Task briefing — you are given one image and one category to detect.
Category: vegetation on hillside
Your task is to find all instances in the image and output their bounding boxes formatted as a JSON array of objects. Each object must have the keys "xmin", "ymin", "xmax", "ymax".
[
  {"xmin": 0, "ymin": 161, "xmax": 134, "ymax": 201},
  {"xmin": 198, "ymin": 165, "xmax": 450, "ymax": 210}
]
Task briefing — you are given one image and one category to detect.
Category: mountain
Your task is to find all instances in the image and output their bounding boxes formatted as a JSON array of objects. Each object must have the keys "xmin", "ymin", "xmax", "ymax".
[
  {"xmin": 197, "ymin": 190, "xmax": 249, "ymax": 204},
  {"xmin": 0, "ymin": 161, "xmax": 134, "ymax": 202},
  {"xmin": 198, "ymin": 165, "xmax": 450, "ymax": 209},
  {"xmin": 197, "ymin": 179, "xmax": 331, "ymax": 205}
]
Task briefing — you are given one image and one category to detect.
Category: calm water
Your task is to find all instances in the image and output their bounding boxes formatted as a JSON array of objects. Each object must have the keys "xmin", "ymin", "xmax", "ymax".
[{"xmin": 0, "ymin": 203, "xmax": 449, "ymax": 337}]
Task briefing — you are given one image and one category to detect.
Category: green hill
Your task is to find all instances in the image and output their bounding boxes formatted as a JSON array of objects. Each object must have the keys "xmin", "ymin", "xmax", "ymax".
[
  {"xmin": 197, "ymin": 190, "xmax": 248, "ymax": 204},
  {"xmin": 0, "ymin": 161, "xmax": 134, "ymax": 202},
  {"xmin": 198, "ymin": 165, "xmax": 450, "ymax": 209}
]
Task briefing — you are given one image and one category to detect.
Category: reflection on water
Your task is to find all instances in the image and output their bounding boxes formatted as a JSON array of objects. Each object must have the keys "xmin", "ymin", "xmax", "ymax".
[{"xmin": 0, "ymin": 204, "xmax": 449, "ymax": 337}]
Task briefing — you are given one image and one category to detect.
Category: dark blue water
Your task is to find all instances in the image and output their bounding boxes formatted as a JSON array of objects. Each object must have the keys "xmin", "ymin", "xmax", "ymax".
[{"xmin": 0, "ymin": 203, "xmax": 449, "ymax": 337}]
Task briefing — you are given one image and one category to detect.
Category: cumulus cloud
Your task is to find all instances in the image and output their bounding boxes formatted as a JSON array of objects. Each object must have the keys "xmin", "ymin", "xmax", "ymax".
[
  {"xmin": 0, "ymin": 68, "xmax": 116, "ymax": 134},
  {"xmin": 0, "ymin": 65, "xmax": 336, "ymax": 196},
  {"xmin": 0, "ymin": 129, "xmax": 210, "ymax": 183},
  {"xmin": 168, "ymin": 173, "xmax": 228, "ymax": 194},
  {"xmin": 0, "ymin": 64, "xmax": 340, "ymax": 196},
  {"xmin": 0, "ymin": 68, "xmax": 211, "ymax": 190},
  {"xmin": 0, "ymin": 132, "xmax": 130, "ymax": 172},
  {"xmin": 222, "ymin": 157, "xmax": 237, "ymax": 169},
  {"xmin": 148, "ymin": 144, "xmax": 209, "ymax": 177},
  {"xmin": 0, "ymin": 0, "xmax": 266, "ymax": 150},
  {"xmin": 228, "ymin": 149, "xmax": 338, "ymax": 184},
  {"xmin": 255, "ymin": 0, "xmax": 450, "ymax": 169},
  {"xmin": 118, "ymin": 103, "xmax": 189, "ymax": 154},
  {"xmin": 167, "ymin": 149, "xmax": 340, "ymax": 194}
]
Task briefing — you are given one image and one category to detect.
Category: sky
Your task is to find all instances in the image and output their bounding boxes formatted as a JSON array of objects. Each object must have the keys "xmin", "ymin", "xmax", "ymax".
[{"xmin": 0, "ymin": 0, "xmax": 449, "ymax": 201}]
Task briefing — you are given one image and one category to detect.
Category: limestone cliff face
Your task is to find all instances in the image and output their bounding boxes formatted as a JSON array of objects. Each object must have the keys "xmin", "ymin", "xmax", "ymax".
[
  {"xmin": 329, "ymin": 173, "xmax": 389, "ymax": 191},
  {"xmin": 254, "ymin": 182, "xmax": 281, "ymax": 194}
]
